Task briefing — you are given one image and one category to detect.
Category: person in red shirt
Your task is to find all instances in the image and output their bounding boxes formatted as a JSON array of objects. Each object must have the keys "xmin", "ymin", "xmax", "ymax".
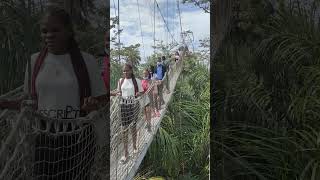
[{"xmin": 141, "ymin": 69, "xmax": 152, "ymax": 132}]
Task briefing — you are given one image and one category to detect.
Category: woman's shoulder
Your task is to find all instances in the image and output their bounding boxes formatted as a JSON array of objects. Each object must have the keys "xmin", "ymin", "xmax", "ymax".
[
  {"xmin": 141, "ymin": 78, "xmax": 149, "ymax": 82},
  {"xmin": 31, "ymin": 52, "xmax": 40, "ymax": 60},
  {"xmin": 135, "ymin": 78, "xmax": 143, "ymax": 85},
  {"xmin": 80, "ymin": 51, "xmax": 96, "ymax": 61},
  {"xmin": 80, "ymin": 52, "xmax": 100, "ymax": 70},
  {"xmin": 30, "ymin": 52, "xmax": 41, "ymax": 66},
  {"xmin": 31, "ymin": 52, "xmax": 40, "ymax": 58}
]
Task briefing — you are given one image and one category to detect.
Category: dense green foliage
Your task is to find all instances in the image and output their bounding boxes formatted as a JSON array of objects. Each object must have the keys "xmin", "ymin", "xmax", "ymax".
[
  {"xmin": 213, "ymin": 0, "xmax": 320, "ymax": 179},
  {"xmin": 135, "ymin": 54, "xmax": 210, "ymax": 179}
]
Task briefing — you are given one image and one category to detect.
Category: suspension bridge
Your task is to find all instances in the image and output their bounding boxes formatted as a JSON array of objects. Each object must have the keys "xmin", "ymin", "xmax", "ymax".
[
  {"xmin": 0, "ymin": 0, "xmax": 232, "ymax": 179},
  {"xmin": 0, "ymin": 52, "xmax": 184, "ymax": 180},
  {"xmin": 110, "ymin": 54, "xmax": 184, "ymax": 180},
  {"xmin": 109, "ymin": 1, "xmax": 187, "ymax": 178}
]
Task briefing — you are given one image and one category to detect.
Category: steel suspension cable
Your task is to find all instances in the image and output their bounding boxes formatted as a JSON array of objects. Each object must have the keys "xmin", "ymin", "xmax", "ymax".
[
  {"xmin": 112, "ymin": 0, "xmax": 117, "ymax": 18},
  {"xmin": 153, "ymin": 0, "xmax": 156, "ymax": 54},
  {"xmin": 136, "ymin": 0, "xmax": 146, "ymax": 62},
  {"xmin": 117, "ymin": 0, "xmax": 121, "ymax": 63},
  {"xmin": 177, "ymin": 0, "xmax": 184, "ymax": 44},
  {"xmin": 166, "ymin": 0, "xmax": 168, "ymax": 49},
  {"xmin": 154, "ymin": 0, "xmax": 178, "ymax": 44}
]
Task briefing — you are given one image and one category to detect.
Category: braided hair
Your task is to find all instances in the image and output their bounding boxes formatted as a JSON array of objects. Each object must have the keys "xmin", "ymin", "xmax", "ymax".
[{"xmin": 32, "ymin": 7, "xmax": 91, "ymax": 116}]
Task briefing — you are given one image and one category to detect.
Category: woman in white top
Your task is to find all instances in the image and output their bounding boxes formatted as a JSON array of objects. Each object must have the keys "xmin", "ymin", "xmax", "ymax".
[
  {"xmin": 0, "ymin": 8, "xmax": 107, "ymax": 179},
  {"xmin": 117, "ymin": 63, "xmax": 144, "ymax": 163}
]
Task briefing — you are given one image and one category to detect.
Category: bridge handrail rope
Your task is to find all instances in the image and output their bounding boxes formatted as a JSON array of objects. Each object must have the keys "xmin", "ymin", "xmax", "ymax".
[
  {"xmin": 110, "ymin": 51, "xmax": 185, "ymax": 180},
  {"xmin": 0, "ymin": 92, "xmax": 109, "ymax": 179}
]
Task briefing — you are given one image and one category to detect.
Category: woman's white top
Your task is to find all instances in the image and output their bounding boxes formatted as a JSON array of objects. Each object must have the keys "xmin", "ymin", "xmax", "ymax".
[
  {"xmin": 117, "ymin": 78, "xmax": 143, "ymax": 98},
  {"xmin": 23, "ymin": 52, "xmax": 106, "ymax": 119}
]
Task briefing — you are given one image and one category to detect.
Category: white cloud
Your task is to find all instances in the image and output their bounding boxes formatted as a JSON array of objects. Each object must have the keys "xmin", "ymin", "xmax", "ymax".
[{"xmin": 110, "ymin": 0, "xmax": 210, "ymax": 63}]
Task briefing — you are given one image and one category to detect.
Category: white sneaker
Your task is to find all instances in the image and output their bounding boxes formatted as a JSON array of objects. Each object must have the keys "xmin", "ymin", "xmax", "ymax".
[
  {"xmin": 133, "ymin": 148, "xmax": 138, "ymax": 154},
  {"xmin": 146, "ymin": 124, "xmax": 152, "ymax": 132},
  {"xmin": 120, "ymin": 155, "xmax": 128, "ymax": 164}
]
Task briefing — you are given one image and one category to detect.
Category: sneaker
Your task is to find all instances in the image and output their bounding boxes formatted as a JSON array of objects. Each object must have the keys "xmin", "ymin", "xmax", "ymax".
[
  {"xmin": 120, "ymin": 155, "xmax": 128, "ymax": 164},
  {"xmin": 145, "ymin": 123, "xmax": 150, "ymax": 129},
  {"xmin": 133, "ymin": 148, "xmax": 138, "ymax": 154}
]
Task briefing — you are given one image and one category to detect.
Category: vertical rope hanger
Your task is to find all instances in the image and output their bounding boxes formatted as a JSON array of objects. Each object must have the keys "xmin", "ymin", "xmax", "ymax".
[
  {"xmin": 112, "ymin": 0, "xmax": 117, "ymax": 19},
  {"xmin": 166, "ymin": 0, "xmax": 168, "ymax": 51},
  {"xmin": 117, "ymin": 0, "xmax": 121, "ymax": 63},
  {"xmin": 153, "ymin": 0, "xmax": 156, "ymax": 55},
  {"xmin": 136, "ymin": 0, "xmax": 146, "ymax": 62},
  {"xmin": 172, "ymin": 0, "xmax": 176, "ymax": 45},
  {"xmin": 177, "ymin": 0, "xmax": 183, "ymax": 45}
]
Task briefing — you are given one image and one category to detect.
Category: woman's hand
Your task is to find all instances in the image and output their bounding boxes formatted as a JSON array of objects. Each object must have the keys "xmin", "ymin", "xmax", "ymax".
[
  {"xmin": 135, "ymin": 92, "xmax": 143, "ymax": 97},
  {"xmin": 110, "ymin": 91, "xmax": 118, "ymax": 96},
  {"xmin": 81, "ymin": 96, "xmax": 99, "ymax": 112},
  {"xmin": 0, "ymin": 99, "xmax": 9, "ymax": 109},
  {"xmin": 156, "ymin": 80, "xmax": 162, "ymax": 85},
  {"xmin": 0, "ymin": 99, "xmax": 23, "ymax": 110}
]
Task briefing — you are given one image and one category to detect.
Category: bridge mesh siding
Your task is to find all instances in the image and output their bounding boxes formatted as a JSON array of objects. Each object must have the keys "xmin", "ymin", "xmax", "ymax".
[
  {"xmin": 0, "ymin": 53, "xmax": 184, "ymax": 180},
  {"xmin": 110, "ymin": 52, "xmax": 185, "ymax": 180},
  {"xmin": 0, "ymin": 101, "xmax": 110, "ymax": 179}
]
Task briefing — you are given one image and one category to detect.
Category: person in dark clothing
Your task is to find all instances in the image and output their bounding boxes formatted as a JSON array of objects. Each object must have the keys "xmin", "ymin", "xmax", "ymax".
[{"xmin": 161, "ymin": 56, "xmax": 170, "ymax": 94}]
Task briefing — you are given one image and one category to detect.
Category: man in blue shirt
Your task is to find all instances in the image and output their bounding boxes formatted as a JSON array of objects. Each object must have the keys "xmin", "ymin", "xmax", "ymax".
[
  {"xmin": 155, "ymin": 58, "xmax": 166, "ymax": 106},
  {"xmin": 156, "ymin": 58, "xmax": 166, "ymax": 80}
]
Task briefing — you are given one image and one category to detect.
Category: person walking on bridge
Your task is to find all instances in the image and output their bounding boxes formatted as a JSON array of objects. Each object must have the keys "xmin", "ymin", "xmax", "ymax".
[
  {"xmin": 154, "ymin": 57, "xmax": 166, "ymax": 106},
  {"xmin": 0, "ymin": 7, "xmax": 108, "ymax": 179},
  {"xmin": 162, "ymin": 55, "xmax": 171, "ymax": 94},
  {"xmin": 117, "ymin": 63, "xmax": 144, "ymax": 163},
  {"xmin": 141, "ymin": 69, "xmax": 152, "ymax": 132}
]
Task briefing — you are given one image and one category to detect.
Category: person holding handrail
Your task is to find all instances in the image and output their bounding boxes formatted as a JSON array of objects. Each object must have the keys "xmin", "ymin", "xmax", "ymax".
[
  {"xmin": 0, "ymin": 7, "xmax": 108, "ymax": 179},
  {"xmin": 116, "ymin": 63, "xmax": 144, "ymax": 163},
  {"xmin": 161, "ymin": 55, "xmax": 171, "ymax": 94},
  {"xmin": 141, "ymin": 69, "xmax": 152, "ymax": 132},
  {"xmin": 154, "ymin": 57, "xmax": 166, "ymax": 107}
]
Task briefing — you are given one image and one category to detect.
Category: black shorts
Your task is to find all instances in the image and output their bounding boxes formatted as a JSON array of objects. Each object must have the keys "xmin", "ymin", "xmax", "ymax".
[
  {"xmin": 158, "ymin": 83, "xmax": 163, "ymax": 95},
  {"xmin": 120, "ymin": 103, "xmax": 140, "ymax": 127},
  {"xmin": 33, "ymin": 124, "xmax": 96, "ymax": 180}
]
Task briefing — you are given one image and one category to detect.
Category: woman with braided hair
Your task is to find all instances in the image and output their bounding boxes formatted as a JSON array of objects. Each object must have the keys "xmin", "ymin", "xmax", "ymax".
[
  {"xmin": 1, "ymin": 7, "xmax": 108, "ymax": 179},
  {"xmin": 116, "ymin": 63, "xmax": 144, "ymax": 163}
]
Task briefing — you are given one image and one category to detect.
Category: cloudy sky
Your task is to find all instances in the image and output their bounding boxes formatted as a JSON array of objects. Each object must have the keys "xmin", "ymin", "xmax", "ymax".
[{"xmin": 110, "ymin": 0, "xmax": 210, "ymax": 63}]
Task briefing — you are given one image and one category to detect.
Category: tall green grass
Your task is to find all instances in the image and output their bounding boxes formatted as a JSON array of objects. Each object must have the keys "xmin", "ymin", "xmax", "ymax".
[
  {"xmin": 213, "ymin": 1, "xmax": 320, "ymax": 179},
  {"xmin": 136, "ymin": 55, "xmax": 210, "ymax": 179}
]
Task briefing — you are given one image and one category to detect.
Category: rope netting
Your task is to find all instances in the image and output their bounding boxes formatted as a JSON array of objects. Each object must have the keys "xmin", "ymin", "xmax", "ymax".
[
  {"xmin": 110, "ymin": 54, "xmax": 184, "ymax": 180},
  {"xmin": 0, "ymin": 95, "xmax": 109, "ymax": 180},
  {"xmin": 0, "ymin": 52, "xmax": 184, "ymax": 180}
]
